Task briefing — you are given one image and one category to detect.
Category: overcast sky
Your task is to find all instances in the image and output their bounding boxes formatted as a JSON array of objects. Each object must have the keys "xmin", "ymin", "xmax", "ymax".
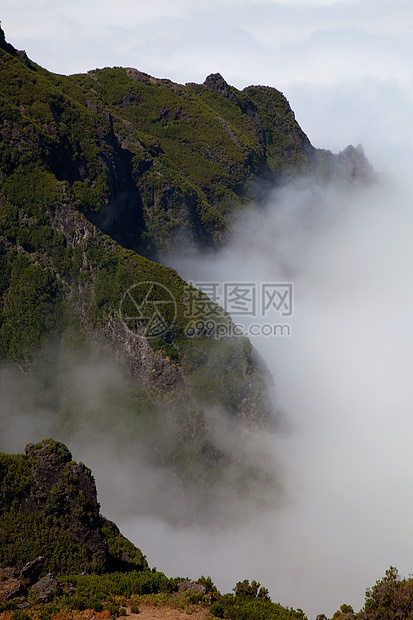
[{"xmin": 2, "ymin": 2, "xmax": 413, "ymax": 618}]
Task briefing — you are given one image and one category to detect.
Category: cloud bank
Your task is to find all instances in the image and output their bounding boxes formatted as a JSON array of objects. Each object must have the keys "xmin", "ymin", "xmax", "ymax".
[{"xmin": 158, "ymin": 170, "xmax": 413, "ymax": 618}]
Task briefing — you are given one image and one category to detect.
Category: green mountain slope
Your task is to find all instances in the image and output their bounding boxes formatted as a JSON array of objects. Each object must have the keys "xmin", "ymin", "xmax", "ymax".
[
  {"xmin": 0, "ymin": 26, "xmax": 373, "ymax": 519},
  {"xmin": 0, "ymin": 27, "xmax": 372, "ymax": 258},
  {"xmin": 0, "ymin": 27, "xmax": 279, "ymax": 518}
]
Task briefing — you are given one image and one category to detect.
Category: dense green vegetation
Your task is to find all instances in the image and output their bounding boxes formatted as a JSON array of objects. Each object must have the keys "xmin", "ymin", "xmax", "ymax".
[
  {"xmin": 207, "ymin": 579, "xmax": 306, "ymax": 620},
  {"xmin": 2, "ymin": 568, "xmax": 411, "ymax": 620},
  {"xmin": 0, "ymin": 569, "xmax": 308, "ymax": 620}
]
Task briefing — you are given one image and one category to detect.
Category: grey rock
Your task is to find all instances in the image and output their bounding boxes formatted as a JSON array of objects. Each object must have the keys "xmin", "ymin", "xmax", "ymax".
[
  {"xmin": 203, "ymin": 73, "xmax": 236, "ymax": 102},
  {"xmin": 31, "ymin": 573, "xmax": 61, "ymax": 604},
  {"xmin": 177, "ymin": 580, "xmax": 207, "ymax": 595},
  {"xmin": 21, "ymin": 556, "xmax": 44, "ymax": 583},
  {"xmin": 18, "ymin": 601, "xmax": 31, "ymax": 609}
]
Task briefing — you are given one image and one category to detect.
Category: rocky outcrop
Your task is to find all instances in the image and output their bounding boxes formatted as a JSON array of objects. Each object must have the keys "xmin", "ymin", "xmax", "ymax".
[
  {"xmin": 24, "ymin": 439, "xmax": 146, "ymax": 570},
  {"xmin": 307, "ymin": 143, "xmax": 375, "ymax": 184},
  {"xmin": 178, "ymin": 580, "xmax": 207, "ymax": 595},
  {"xmin": 335, "ymin": 143, "xmax": 375, "ymax": 181},
  {"xmin": 21, "ymin": 557, "xmax": 44, "ymax": 584},
  {"xmin": 0, "ymin": 559, "xmax": 69, "ymax": 608},
  {"xmin": 30, "ymin": 573, "xmax": 61, "ymax": 604},
  {"xmin": 24, "ymin": 441, "xmax": 99, "ymax": 511},
  {"xmin": 0, "ymin": 440, "xmax": 148, "ymax": 575},
  {"xmin": 203, "ymin": 73, "xmax": 238, "ymax": 103}
]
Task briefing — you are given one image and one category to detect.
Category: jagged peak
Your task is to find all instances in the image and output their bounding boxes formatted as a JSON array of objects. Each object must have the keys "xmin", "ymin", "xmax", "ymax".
[
  {"xmin": 202, "ymin": 72, "xmax": 240, "ymax": 105},
  {"xmin": 203, "ymin": 72, "xmax": 231, "ymax": 95},
  {"xmin": 337, "ymin": 143, "xmax": 375, "ymax": 181}
]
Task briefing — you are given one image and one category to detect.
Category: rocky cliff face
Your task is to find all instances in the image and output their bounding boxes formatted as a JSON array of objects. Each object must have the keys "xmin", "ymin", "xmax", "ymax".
[
  {"xmin": 23, "ymin": 440, "xmax": 107, "ymax": 563},
  {"xmin": 0, "ymin": 439, "xmax": 148, "ymax": 575}
]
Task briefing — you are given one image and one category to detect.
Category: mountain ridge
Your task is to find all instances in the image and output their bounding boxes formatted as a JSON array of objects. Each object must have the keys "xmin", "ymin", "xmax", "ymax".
[{"xmin": 0, "ymin": 26, "xmax": 374, "ymax": 257}]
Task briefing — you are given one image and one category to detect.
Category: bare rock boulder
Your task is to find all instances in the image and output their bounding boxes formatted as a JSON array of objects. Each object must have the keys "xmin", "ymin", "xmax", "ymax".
[{"xmin": 31, "ymin": 573, "xmax": 61, "ymax": 604}]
